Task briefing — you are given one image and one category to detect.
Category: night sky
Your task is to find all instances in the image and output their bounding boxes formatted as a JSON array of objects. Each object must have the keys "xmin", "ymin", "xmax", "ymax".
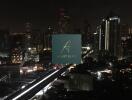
[{"xmin": 0, "ymin": 0, "xmax": 132, "ymax": 32}]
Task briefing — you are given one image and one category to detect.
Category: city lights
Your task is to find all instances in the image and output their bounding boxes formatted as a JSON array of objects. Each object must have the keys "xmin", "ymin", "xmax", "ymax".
[
  {"xmin": 28, "ymin": 47, "xmax": 31, "ymax": 51},
  {"xmin": 0, "ymin": 0, "xmax": 132, "ymax": 100}
]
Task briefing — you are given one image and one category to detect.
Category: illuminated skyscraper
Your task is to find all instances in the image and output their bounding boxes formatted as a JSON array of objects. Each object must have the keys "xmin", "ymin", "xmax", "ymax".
[
  {"xmin": 98, "ymin": 14, "xmax": 121, "ymax": 57},
  {"xmin": 24, "ymin": 23, "xmax": 39, "ymax": 62},
  {"xmin": 10, "ymin": 33, "xmax": 25, "ymax": 64}
]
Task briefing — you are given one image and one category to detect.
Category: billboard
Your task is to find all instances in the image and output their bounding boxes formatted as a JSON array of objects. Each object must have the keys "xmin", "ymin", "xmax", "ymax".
[{"xmin": 52, "ymin": 34, "xmax": 81, "ymax": 64}]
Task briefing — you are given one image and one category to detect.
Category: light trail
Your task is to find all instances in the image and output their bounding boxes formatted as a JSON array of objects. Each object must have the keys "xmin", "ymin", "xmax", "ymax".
[{"xmin": 12, "ymin": 70, "xmax": 59, "ymax": 100}]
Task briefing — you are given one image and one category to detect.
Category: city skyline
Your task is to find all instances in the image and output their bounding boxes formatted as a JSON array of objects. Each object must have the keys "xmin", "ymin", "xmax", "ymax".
[
  {"xmin": 0, "ymin": 0, "xmax": 132, "ymax": 32},
  {"xmin": 0, "ymin": 1, "xmax": 132, "ymax": 99}
]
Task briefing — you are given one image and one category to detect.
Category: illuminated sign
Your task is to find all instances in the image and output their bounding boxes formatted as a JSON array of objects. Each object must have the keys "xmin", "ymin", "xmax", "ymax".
[{"xmin": 52, "ymin": 34, "xmax": 81, "ymax": 64}]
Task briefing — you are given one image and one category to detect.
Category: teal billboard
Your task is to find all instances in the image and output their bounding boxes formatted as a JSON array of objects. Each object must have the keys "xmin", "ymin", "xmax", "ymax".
[{"xmin": 52, "ymin": 34, "xmax": 81, "ymax": 64}]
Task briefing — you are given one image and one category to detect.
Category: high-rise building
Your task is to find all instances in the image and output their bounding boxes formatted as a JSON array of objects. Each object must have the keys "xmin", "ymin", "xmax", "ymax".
[
  {"xmin": 120, "ymin": 24, "xmax": 132, "ymax": 57},
  {"xmin": 0, "ymin": 29, "xmax": 10, "ymax": 51},
  {"xmin": 44, "ymin": 26, "xmax": 53, "ymax": 49},
  {"xmin": 97, "ymin": 14, "xmax": 121, "ymax": 58},
  {"xmin": 128, "ymin": 26, "xmax": 132, "ymax": 35},
  {"xmin": 10, "ymin": 33, "xmax": 25, "ymax": 64},
  {"xmin": 57, "ymin": 8, "xmax": 70, "ymax": 33},
  {"xmin": 32, "ymin": 29, "xmax": 43, "ymax": 51},
  {"xmin": 25, "ymin": 22, "xmax": 32, "ymax": 49},
  {"xmin": 0, "ymin": 29, "xmax": 10, "ymax": 64},
  {"xmin": 82, "ymin": 20, "xmax": 93, "ymax": 46}
]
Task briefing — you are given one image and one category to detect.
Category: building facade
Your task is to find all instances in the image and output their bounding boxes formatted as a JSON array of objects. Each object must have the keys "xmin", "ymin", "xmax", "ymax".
[
  {"xmin": 120, "ymin": 24, "xmax": 132, "ymax": 57},
  {"xmin": 97, "ymin": 15, "xmax": 121, "ymax": 58}
]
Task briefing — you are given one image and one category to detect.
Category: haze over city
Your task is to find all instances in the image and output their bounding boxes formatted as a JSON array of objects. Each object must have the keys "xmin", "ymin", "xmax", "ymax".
[
  {"xmin": 0, "ymin": 0, "xmax": 132, "ymax": 32},
  {"xmin": 0, "ymin": 0, "xmax": 132, "ymax": 100}
]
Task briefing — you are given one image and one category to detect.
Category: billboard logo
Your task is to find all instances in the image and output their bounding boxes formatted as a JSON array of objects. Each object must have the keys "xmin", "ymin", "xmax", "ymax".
[
  {"xmin": 52, "ymin": 34, "xmax": 81, "ymax": 64},
  {"xmin": 61, "ymin": 40, "xmax": 72, "ymax": 54}
]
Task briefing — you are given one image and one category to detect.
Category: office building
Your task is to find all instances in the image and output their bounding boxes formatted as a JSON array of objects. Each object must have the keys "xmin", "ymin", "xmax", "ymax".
[
  {"xmin": 98, "ymin": 14, "xmax": 121, "ymax": 58},
  {"xmin": 120, "ymin": 24, "xmax": 132, "ymax": 57},
  {"xmin": 57, "ymin": 8, "xmax": 71, "ymax": 33},
  {"xmin": 10, "ymin": 33, "xmax": 25, "ymax": 64}
]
